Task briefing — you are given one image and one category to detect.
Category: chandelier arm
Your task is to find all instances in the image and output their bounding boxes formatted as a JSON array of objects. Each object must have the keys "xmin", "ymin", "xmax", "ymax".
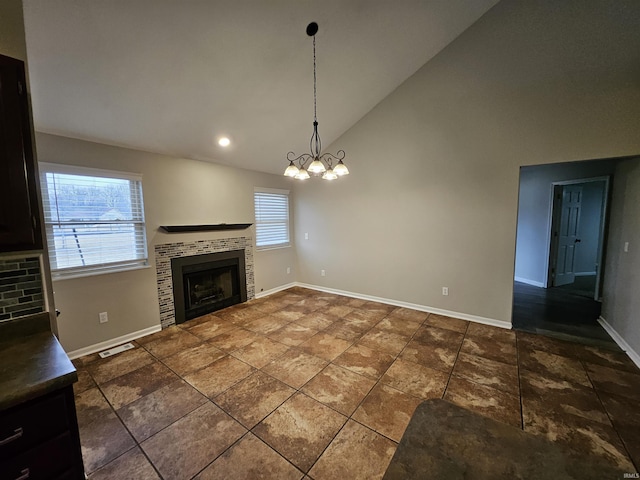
[
  {"xmin": 319, "ymin": 150, "xmax": 346, "ymax": 162},
  {"xmin": 287, "ymin": 152, "xmax": 313, "ymax": 167}
]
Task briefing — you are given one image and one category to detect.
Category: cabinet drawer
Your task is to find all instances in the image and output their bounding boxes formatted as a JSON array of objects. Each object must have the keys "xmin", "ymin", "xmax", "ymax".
[
  {"xmin": 52, "ymin": 469, "xmax": 79, "ymax": 480},
  {"xmin": 0, "ymin": 393, "xmax": 69, "ymax": 460},
  {"xmin": 0, "ymin": 432, "xmax": 74, "ymax": 480}
]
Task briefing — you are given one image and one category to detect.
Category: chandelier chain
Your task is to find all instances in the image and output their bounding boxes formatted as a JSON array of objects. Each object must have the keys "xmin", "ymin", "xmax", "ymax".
[
  {"xmin": 310, "ymin": 34, "xmax": 321, "ymax": 157},
  {"xmin": 313, "ymin": 35, "xmax": 317, "ymax": 122}
]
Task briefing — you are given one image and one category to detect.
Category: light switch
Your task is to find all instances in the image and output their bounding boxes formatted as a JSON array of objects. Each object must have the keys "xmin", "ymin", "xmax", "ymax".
[{"xmin": 624, "ymin": 242, "xmax": 629, "ymax": 253}]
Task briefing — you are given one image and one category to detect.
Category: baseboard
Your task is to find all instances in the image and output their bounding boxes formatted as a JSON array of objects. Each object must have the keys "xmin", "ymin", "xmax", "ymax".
[
  {"xmin": 295, "ymin": 282, "xmax": 511, "ymax": 330},
  {"xmin": 514, "ymin": 276, "xmax": 545, "ymax": 288},
  {"xmin": 575, "ymin": 272, "xmax": 597, "ymax": 277},
  {"xmin": 68, "ymin": 281, "xmax": 512, "ymax": 359},
  {"xmin": 255, "ymin": 282, "xmax": 297, "ymax": 299},
  {"xmin": 65, "ymin": 324, "xmax": 162, "ymax": 360},
  {"xmin": 597, "ymin": 316, "xmax": 640, "ymax": 369}
]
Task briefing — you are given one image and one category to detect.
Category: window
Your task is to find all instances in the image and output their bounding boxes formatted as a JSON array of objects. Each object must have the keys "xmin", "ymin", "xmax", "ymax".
[
  {"xmin": 254, "ymin": 188, "xmax": 290, "ymax": 249},
  {"xmin": 40, "ymin": 163, "xmax": 148, "ymax": 279}
]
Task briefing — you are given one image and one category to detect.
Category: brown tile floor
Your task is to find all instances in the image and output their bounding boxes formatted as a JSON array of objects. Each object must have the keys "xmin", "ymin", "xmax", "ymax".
[{"xmin": 72, "ymin": 287, "xmax": 640, "ymax": 479}]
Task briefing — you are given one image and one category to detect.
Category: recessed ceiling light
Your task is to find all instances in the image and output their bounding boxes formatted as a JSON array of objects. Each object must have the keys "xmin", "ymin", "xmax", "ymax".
[{"xmin": 218, "ymin": 137, "xmax": 231, "ymax": 147}]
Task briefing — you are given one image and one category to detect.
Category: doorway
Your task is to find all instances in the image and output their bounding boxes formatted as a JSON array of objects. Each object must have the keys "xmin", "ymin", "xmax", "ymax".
[
  {"xmin": 512, "ymin": 159, "xmax": 618, "ymax": 347},
  {"xmin": 546, "ymin": 177, "xmax": 609, "ymax": 301}
]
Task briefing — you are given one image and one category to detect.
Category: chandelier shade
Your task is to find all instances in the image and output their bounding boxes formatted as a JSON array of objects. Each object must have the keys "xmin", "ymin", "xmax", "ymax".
[{"xmin": 285, "ymin": 22, "xmax": 349, "ymax": 180}]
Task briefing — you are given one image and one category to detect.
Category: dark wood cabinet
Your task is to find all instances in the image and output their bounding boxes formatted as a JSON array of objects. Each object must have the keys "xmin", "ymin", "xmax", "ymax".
[
  {"xmin": 0, "ymin": 53, "xmax": 42, "ymax": 252},
  {"xmin": 0, "ymin": 386, "xmax": 85, "ymax": 480}
]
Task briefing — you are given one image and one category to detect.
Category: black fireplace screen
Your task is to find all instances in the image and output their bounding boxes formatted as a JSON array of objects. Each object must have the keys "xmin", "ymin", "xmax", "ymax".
[
  {"xmin": 171, "ymin": 250, "xmax": 247, "ymax": 324},
  {"xmin": 185, "ymin": 266, "xmax": 236, "ymax": 313}
]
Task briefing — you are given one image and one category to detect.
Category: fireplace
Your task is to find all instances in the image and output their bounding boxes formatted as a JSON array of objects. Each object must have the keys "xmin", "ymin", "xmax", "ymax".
[{"xmin": 171, "ymin": 249, "xmax": 247, "ymax": 324}]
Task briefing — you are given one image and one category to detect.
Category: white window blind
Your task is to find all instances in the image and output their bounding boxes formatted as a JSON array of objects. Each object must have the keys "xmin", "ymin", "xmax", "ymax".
[
  {"xmin": 254, "ymin": 189, "xmax": 290, "ymax": 249},
  {"xmin": 40, "ymin": 163, "xmax": 148, "ymax": 279}
]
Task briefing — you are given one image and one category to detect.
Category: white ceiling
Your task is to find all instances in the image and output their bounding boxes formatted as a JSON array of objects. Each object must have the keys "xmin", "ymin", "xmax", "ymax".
[{"xmin": 22, "ymin": 0, "xmax": 498, "ymax": 175}]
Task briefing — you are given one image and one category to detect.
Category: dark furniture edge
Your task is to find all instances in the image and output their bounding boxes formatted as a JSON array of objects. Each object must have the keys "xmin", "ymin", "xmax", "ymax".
[
  {"xmin": 159, "ymin": 223, "xmax": 252, "ymax": 233},
  {"xmin": 0, "ymin": 311, "xmax": 50, "ymax": 337}
]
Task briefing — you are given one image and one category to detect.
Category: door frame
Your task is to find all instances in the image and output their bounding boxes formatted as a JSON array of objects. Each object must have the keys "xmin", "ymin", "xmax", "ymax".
[{"xmin": 544, "ymin": 176, "xmax": 610, "ymax": 300}]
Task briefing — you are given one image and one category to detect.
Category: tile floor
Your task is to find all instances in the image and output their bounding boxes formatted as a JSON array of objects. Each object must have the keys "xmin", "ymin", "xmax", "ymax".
[{"xmin": 71, "ymin": 287, "xmax": 640, "ymax": 479}]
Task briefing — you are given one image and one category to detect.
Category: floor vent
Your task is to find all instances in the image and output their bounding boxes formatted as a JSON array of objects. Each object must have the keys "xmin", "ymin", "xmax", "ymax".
[{"xmin": 99, "ymin": 342, "xmax": 135, "ymax": 359}]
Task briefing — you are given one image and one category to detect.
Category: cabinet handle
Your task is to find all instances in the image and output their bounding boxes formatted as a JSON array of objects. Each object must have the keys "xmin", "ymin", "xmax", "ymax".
[
  {"xmin": 15, "ymin": 468, "xmax": 30, "ymax": 480},
  {"xmin": 0, "ymin": 427, "xmax": 23, "ymax": 446}
]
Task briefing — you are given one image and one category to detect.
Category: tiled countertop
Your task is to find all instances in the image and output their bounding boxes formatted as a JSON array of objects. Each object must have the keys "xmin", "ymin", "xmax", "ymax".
[{"xmin": 0, "ymin": 318, "xmax": 77, "ymax": 411}]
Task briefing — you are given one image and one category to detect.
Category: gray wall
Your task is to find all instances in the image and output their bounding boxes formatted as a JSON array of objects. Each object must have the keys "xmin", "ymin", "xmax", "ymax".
[
  {"xmin": 602, "ymin": 158, "xmax": 640, "ymax": 355},
  {"xmin": 36, "ymin": 133, "xmax": 297, "ymax": 353},
  {"xmin": 515, "ymin": 161, "xmax": 615, "ymax": 286},
  {"xmin": 294, "ymin": 0, "xmax": 640, "ymax": 325},
  {"xmin": 574, "ymin": 181, "xmax": 606, "ymax": 275}
]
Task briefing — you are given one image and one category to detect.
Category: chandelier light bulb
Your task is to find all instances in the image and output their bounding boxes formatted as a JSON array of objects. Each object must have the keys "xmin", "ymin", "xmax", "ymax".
[
  {"xmin": 308, "ymin": 157, "xmax": 326, "ymax": 174},
  {"xmin": 333, "ymin": 160, "xmax": 349, "ymax": 176},
  {"xmin": 295, "ymin": 167, "xmax": 310, "ymax": 180},
  {"xmin": 322, "ymin": 168, "xmax": 338, "ymax": 180},
  {"xmin": 284, "ymin": 161, "xmax": 300, "ymax": 177}
]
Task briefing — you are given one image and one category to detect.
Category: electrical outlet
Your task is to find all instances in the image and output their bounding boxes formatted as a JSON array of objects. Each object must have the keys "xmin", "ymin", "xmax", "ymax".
[
  {"xmin": 99, "ymin": 311, "xmax": 109, "ymax": 323},
  {"xmin": 624, "ymin": 242, "xmax": 629, "ymax": 253},
  {"xmin": 442, "ymin": 287, "xmax": 449, "ymax": 296},
  {"xmin": 321, "ymin": 269, "xmax": 326, "ymax": 277},
  {"xmin": 305, "ymin": 233, "xmax": 309, "ymax": 240},
  {"xmin": 286, "ymin": 267, "xmax": 291, "ymax": 274}
]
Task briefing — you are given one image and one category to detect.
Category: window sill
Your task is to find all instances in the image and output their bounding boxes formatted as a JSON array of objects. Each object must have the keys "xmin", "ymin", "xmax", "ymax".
[
  {"xmin": 255, "ymin": 244, "xmax": 291, "ymax": 252},
  {"xmin": 52, "ymin": 263, "xmax": 151, "ymax": 282}
]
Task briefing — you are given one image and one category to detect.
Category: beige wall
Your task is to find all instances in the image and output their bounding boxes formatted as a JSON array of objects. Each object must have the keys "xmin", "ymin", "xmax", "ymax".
[
  {"xmin": 36, "ymin": 133, "xmax": 296, "ymax": 352},
  {"xmin": 294, "ymin": 0, "xmax": 640, "ymax": 324},
  {"xmin": 0, "ymin": 0, "xmax": 27, "ymax": 61},
  {"xmin": 602, "ymin": 158, "xmax": 640, "ymax": 355}
]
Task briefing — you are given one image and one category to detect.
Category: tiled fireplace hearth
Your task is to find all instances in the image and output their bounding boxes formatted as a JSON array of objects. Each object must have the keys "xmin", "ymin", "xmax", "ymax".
[{"xmin": 155, "ymin": 237, "xmax": 254, "ymax": 328}]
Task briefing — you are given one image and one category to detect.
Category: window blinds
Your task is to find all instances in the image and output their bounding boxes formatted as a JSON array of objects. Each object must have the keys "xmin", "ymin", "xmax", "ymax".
[
  {"xmin": 39, "ymin": 164, "xmax": 148, "ymax": 278},
  {"xmin": 254, "ymin": 190, "xmax": 290, "ymax": 248}
]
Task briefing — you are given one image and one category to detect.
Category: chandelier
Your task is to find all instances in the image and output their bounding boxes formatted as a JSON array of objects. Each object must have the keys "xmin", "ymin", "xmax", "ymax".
[{"xmin": 284, "ymin": 22, "xmax": 349, "ymax": 181}]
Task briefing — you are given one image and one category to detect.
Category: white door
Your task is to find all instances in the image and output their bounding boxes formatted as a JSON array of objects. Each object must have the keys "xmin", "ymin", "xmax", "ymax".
[{"xmin": 554, "ymin": 185, "xmax": 582, "ymax": 286}]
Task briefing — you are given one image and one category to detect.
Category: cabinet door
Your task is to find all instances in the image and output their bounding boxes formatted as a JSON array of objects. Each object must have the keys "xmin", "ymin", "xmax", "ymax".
[{"xmin": 0, "ymin": 53, "xmax": 42, "ymax": 251}]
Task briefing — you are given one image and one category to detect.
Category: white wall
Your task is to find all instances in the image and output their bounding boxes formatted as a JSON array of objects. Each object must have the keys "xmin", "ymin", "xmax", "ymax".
[
  {"xmin": 602, "ymin": 158, "xmax": 640, "ymax": 356},
  {"xmin": 514, "ymin": 161, "xmax": 615, "ymax": 286},
  {"xmin": 35, "ymin": 133, "xmax": 296, "ymax": 352},
  {"xmin": 294, "ymin": 0, "xmax": 640, "ymax": 325}
]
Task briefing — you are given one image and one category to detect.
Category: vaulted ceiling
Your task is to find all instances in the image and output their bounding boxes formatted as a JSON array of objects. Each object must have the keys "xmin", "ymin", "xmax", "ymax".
[{"xmin": 22, "ymin": 0, "xmax": 498, "ymax": 175}]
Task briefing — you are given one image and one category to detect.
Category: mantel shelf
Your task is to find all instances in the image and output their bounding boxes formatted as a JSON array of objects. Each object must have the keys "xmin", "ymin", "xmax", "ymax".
[{"xmin": 159, "ymin": 224, "xmax": 252, "ymax": 233}]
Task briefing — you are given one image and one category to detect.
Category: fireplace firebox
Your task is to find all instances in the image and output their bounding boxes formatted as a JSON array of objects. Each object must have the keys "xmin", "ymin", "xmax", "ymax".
[{"xmin": 171, "ymin": 250, "xmax": 247, "ymax": 324}]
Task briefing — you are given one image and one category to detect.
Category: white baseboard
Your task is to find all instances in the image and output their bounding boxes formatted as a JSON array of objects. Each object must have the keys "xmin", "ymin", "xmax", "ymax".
[
  {"xmin": 597, "ymin": 316, "xmax": 640, "ymax": 369},
  {"xmin": 65, "ymin": 325, "xmax": 162, "ymax": 360},
  {"xmin": 68, "ymin": 280, "xmax": 512, "ymax": 359},
  {"xmin": 575, "ymin": 271, "xmax": 597, "ymax": 277},
  {"xmin": 255, "ymin": 282, "xmax": 297, "ymax": 299},
  {"xmin": 295, "ymin": 282, "xmax": 511, "ymax": 330},
  {"xmin": 514, "ymin": 276, "xmax": 545, "ymax": 288}
]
